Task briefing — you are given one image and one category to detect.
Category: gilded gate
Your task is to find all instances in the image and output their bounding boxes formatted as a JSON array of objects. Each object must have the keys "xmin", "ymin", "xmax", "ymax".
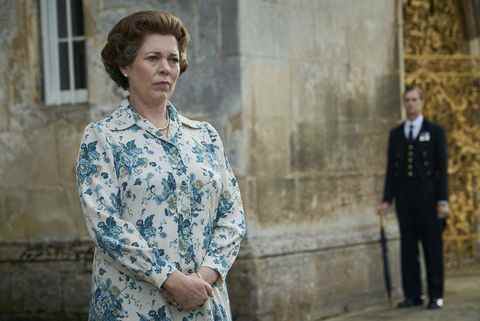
[{"xmin": 404, "ymin": 0, "xmax": 480, "ymax": 266}]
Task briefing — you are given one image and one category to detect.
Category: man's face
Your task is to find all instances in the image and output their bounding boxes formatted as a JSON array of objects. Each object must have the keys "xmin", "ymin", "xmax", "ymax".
[{"xmin": 404, "ymin": 89, "xmax": 423, "ymax": 119}]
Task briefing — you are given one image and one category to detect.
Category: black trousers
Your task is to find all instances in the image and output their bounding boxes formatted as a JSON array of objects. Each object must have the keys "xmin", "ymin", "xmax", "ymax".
[{"xmin": 395, "ymin": 179, "xmax": 444, "ymax": 300}]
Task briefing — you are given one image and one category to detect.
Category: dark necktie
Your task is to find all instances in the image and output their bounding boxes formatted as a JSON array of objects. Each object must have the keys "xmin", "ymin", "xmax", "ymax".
[{"xmin": 408, "ymin": 124, "xmax": 414, "ymax": 141}]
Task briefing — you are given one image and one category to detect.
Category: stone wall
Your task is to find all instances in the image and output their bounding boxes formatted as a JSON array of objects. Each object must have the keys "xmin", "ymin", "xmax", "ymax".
[
  {"xmin": 1, "ymin": 1, "xmax": 91, "ymax": 319},
  {"xmin": 0, "ymin": 1, "xmax": 402, "ymax": 320},
  {"xmin": 230, "ymin": 1, "xmax": 402, "ymax": 320}
]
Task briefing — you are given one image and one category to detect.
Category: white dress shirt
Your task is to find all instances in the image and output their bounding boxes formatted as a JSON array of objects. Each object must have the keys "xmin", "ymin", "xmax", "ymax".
[{"xmin": 404, "ymin": 115, "xmax": 424, "ymax": 140}]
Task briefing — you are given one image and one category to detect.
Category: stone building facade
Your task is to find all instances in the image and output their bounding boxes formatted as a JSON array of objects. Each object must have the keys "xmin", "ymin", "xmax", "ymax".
[{"xmin": 0, "ymin": 1, "xmax": 404, "ymax": 320}]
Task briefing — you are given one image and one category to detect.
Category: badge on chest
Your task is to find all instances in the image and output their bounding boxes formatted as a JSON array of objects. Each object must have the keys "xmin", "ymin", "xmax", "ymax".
[{"xmin": 419, "ymin": 131, "xmax": 431, "ymax": 142}]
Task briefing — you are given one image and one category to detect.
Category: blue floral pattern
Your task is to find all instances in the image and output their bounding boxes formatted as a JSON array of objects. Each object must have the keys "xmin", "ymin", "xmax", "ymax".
[{"xmin": 76, "ymin": 99, "xmax": 246, "ymax": 321}]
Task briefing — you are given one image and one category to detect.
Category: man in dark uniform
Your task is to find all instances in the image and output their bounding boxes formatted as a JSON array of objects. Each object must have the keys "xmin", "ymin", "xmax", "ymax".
[{"xmin": 378, "ymin": 85, "xmax": 449, "ymax": 310}]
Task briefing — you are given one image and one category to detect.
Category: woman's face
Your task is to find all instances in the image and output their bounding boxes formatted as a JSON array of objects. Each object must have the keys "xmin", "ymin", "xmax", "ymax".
[{"xmin": 121, "ymin": 33, "xmax": 180, "ymax": 105}]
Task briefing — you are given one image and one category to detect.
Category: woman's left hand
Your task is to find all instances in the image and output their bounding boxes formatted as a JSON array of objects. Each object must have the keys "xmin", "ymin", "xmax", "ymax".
[
  {"xmin": 163, "ymin": 271, "xmax": 212, "ymax": 311},
  {"xmin": 196, "ymin": 267, "xmax": 220, "ymax": 286}
]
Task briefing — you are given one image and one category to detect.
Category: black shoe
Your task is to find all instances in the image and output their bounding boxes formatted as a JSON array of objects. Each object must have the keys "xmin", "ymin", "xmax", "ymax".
[
  {"xmin": 427, "ymin": 298, "xmax": 444, "ymax": 310},
  {"xmin": 397, "ymin": 298, "xmax": 423, "ymax": 308}
]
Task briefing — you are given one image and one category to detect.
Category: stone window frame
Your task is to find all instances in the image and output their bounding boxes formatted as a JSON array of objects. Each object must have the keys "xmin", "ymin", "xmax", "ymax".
[{"xmin": 40, "ymin": 0, "xmax": 87, "ymax": 105}]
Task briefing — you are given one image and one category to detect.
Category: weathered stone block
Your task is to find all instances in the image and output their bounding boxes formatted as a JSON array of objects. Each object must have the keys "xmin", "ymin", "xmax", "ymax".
[
  {"xmin": 220, "ymin": 1, "xmax": 240, "ymax": 57},
  {"xmin": 255, "ymin": 177, "xmax": 296, "ymax": 227},
  {"xmin": 290, "ymin": 121, "xmax": 328, "ymax": 172},
  {"xmin": 244, "ymin": 60, "xmax": 291, "ymax": 177},
  {"xmin": 23, "ymin": 265, "xmax": 62, "ymax": 313},
  {"xmin": 0, "ymin": 188, "xmax": 29, "ymax": 242},
  {"xmin": 344, "ymin": 1, "xmax": 396, "ymax": 71},
  {"xmin": 295, "ymin": 176, "xmax": 338, "ymax": 222},
  {"xmin": 228, "ymin": 259, "xmax": 259, "ymax": 321},
  {"xmin": 284, "ymin": 5, "xmax": 317, "ymax": 60},
  {"xmin": 9, "ymin": 267, "xmax": 27, "ymax": 313},
  {"xmin": 374, "ymin": 73, "xmax": 402, "ymax": 120},
  {"xmin": 0, "ymin": 100, "xmax": 8, "ymax": 132},
  {"xmin": 0, "ymin": 124, "xmax": 60, "ymax": 188},
  {"xmin": 195, "ymin": 1, "xmax": 223, "ymax": 59},
  {"xmin": 290, "ymin": 61, "xmax": 333, "ymax": 124},
  {"xmin": 0, "ymin": 244, "xmax": 94, "ymax": 317},
  {"xmin": 0, "ymin": 132, "xmax": 27, "ymax": 186},
  {"xmin": 175, "ymin": 56, "xmax": 242, "ymax": 122},
  {"xmin": 0, "ymin": 269, "xmax": 12, "ymax": 312},
  {"xmin": 25, "ymin": 189, "xmax": 79, "ymax": 241},
  {"xmin": 239, "ymin": 1, "xmax": 290, "ymax": 59},
  {"xmin": 61, "ymin": 267, "xmax": 91, "ymax": 313}
]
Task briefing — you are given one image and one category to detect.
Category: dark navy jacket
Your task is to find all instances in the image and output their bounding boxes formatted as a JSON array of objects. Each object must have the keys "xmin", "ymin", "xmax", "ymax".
[{"xmin": 383, "ymin": 118, "xmax": 448, "ymax": 203}]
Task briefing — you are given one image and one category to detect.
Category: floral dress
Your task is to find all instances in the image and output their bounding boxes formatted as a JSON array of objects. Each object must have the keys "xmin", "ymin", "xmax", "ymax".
[{"xmin": 76, "ymin": 99, "xmax": 246, "ymax": 321}]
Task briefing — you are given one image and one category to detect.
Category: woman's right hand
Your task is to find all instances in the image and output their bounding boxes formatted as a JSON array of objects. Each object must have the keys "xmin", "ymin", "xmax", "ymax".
[{"xmin": 163, "ymin": 271, "xmax": 213, "ymax": 310}]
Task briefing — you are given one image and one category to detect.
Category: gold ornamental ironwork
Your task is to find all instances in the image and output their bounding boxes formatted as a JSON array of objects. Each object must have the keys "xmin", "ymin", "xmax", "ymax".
[{"xmin": 404, "ymin": 0, "xmax": 480, "ymax": 267}]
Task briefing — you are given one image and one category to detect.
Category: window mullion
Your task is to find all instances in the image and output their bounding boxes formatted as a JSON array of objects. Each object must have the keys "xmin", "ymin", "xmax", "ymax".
[
  {"xmin": 50, "ymin": 0, "xmax": 61, "ymax": 105},
  {"xmin": 41, "ymin": 0, "xmax": 60, "ymax": 105},
  {"xmin": 40, "ymin": 0, "xmax": 51, "ymax": 104},
  {"xmin": 66, "ymin": 0, "xmax": 75, "ymax": 104}
]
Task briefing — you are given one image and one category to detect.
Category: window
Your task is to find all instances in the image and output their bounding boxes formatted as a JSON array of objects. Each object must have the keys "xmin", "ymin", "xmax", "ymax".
[{"xmin": 40, "ymin": 0, "xmax": 87, "ymax": 105}]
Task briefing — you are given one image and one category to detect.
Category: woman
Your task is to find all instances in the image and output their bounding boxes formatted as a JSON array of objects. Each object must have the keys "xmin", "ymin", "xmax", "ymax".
[{"xmin": 76, "ymin": 11, "xmax": 246, "ymax": 321}]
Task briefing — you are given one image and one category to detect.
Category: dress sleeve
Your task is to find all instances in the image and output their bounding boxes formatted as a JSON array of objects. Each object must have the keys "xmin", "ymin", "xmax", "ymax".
[
  {"xmin": 76, "ymin": 123, "xmax": 177, "ymax": 288},
  {"xmin": 201, "ymin": 124, "xmax": 247, "ymax": 282}
]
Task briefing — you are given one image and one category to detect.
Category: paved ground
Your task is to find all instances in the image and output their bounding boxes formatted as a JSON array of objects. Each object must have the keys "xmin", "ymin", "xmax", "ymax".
[{"xmin": 326, "ymin": 264, "xmax": 480, "ymax": 321}]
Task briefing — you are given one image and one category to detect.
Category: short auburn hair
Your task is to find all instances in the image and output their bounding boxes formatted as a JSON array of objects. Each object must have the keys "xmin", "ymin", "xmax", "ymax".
[{"xmin": 101, "ymin": 11, "xmax": 190, "ymax": 90}]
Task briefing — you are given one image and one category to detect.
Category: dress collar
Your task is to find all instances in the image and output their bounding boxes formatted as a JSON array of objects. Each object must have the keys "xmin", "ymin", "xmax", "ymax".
[{"xmin": 105, "ymin": 99, "xmax": 202, "ymax": 143}]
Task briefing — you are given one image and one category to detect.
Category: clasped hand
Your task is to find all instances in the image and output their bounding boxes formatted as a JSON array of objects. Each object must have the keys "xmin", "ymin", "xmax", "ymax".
[{"xmin": 163, "ymin": 270, "xmax": 213, "ymax": 311}]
